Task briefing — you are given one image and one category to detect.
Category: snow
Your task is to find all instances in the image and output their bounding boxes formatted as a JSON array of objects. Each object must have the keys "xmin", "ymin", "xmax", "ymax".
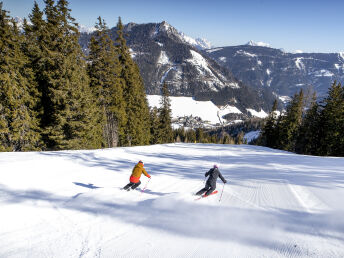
[
  {"xmin": 227, "ymin": 82, "xmax": 240, "ymax": 89},
  {"xmin": 246, "ymin": 108, "xmax": 268, "ymax": 118},
  {"xmin": 244, "ymin": 130, "xmax": 260, "ymax": 143},
  {"xmin": 179, "ymin": 32, "xmax": 199, "ymax": 47},
  {"xmin": 266, "ymin": 68, "xmax": 271, "ymax": 75},
  {"xmin": 178, "ymin": 33, "xmax": 212, "ymax": 50},
  {"xmin": 129, "ymin": 48, "xmax": 136, "ymax": 58},
  {"xmin": 339, "ymin": 52, "xmax": 344, "ymax": 61},
  {"xmin": 246, "ymin": 40, "xmax": 271, "ymax": 47},
  {"xmin": 279, "ymin": 95, "xmax": 292, "ymax": 103},
  {"xmin": 257, "ymin": 60, "xmax": 262, "ymax": 66},
  {"xmin": 161, "ymin": 21, "xmax": 172, "ymax": 32},
  {"xmin": 78, "ymin": 24, "xmax": 96, "ymax": 34},
  {"xmin": 148, "ymin": 95, "xmax": 224, "ymax": 124},
  {"xmin": 156, "ymin": 42, "xmax": 164, "ymax": 47},
  {"xmin": 267, "ymin": 78, "xmax": 272, "ymax": 87},
  {"xmin": 218, "ymin": 105, "xmax": 242, "ymax": 120},
  {"xmin": 1, "ymin": 144, "xmax": 344, "ymax": 258},
  {"xmin": 158, "ymin": 21, "xmax": 212, "ymax": 50},
  {"xmin": 187, "ymin": 50, "xmax": 213, "ymax": 76},
  {"xmin": 236, "ymin": 50, "xmax": 257, "ymax": 58},
  {"xmin": 157, "ymin": 51, "xmax": 170, "ymax": 65},
  {"xmin": 219, "ymin": 56, "xmax": 227, "ymax": 62},
  {"xmin": 293, "ymin": 50, "xmax": 304, "ymax": 54},
  {"xmin": 295, "ymin": 57, "xmax": 305, "ymax": 70},
  {"xmin": 160, "ymin": 67, "xmax": 176, "ymax": 84},
  {"xmin": 206, "ymin": 48, "xmax": 223, "ymax": 53},
  {"xmin": 313, "ymin": 70, "xmax": 334, "ymax": 77},
  {"xmin": 13, "ymin": 17, "xmax": 25, "ymax": 30},
  {"xmin": 186, "ymin": 50, "xmax": 231, "ymax": 90}
]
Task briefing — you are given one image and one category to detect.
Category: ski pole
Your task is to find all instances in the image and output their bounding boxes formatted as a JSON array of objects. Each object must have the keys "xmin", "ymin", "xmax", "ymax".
[
  {"xmin": 219, "ymin": 182, "xmax": 225, "ymax": 202},
  {"xmin": 141, "ymin": 178, "xmax": 151, "ymax": 193}
]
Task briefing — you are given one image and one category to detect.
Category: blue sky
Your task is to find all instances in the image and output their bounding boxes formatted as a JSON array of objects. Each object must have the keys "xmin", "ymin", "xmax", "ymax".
[{"xmin": 2, "ymin": 0, "xmax": 344, "ymax": 53}]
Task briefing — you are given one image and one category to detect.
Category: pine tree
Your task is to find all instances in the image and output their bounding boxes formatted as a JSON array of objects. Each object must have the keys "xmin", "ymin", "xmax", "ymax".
[
  {"xmin": 185, "ymin": 129, "xmax": 196, "ymax": 143},
  {"xmin": 88, "ymin": 16, "xmax": 126, "ymax": 147},
  {"xmin": 318, "ymin": 81, "xmax": 344, "ymax": 156},
  {"xmin": 33, "ymin": 0, "xmax": 100, "ymax": 150},
  {"xmin": 259, "ymin": 99, "xmax": 278, "ymax": 148},
  {"xmin": 277, "ymin": 90, "xmax": 304, "ymax": 151},
  {"xmin": 0, "ymin": 3, "xmax": 41, "ymax": 151},
  {"xmin": 149, "ymin": 107, "xmax": 161, "ymax": 144},
  {"xmin": 236, "ymin": 131, "xmax": 245, "ymax": 144},
  {"xmin": 195, "ymin": 128, "xmax": 204, "ymax": 143},
  {"xmin": 295, "ymin": 93, "xmax": 320, "ymax": 155},
  {"xmin": 115, "ymin": 17, "xmax": 150, "ymax": 146},
  {"xmin": 23, "ymin": 1, "xmax": 46, "ymax": 119},
  {"xmin": 173, "ymin": 127, "xmax": 186, "ymax": 143},
  {"xmin": 158, "ymin": 82, "xmax": 173, "ymax": 143}
]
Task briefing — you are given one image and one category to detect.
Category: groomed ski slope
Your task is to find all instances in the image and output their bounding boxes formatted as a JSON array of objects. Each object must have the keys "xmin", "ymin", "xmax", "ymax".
[{"xmin": 1, "ymin": 143, "xmax": 344, "ymax": 258}]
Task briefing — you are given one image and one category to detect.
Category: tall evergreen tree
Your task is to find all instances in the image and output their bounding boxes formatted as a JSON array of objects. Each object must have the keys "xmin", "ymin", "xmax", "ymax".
[
  {"xmin": 277, "ymin": 90, "xmax": 304, "ymax": 151},
  {"xmin": 318, "ymin": 81, "xmax": 344, "ymax": 156},
  {"xmin": 149, "ymin": 107, "xmax": 161, "ymax": 144},
  {"xmin": 115, "ymin": 17, "xmax": 150, "ymax": 146},
  {"xmin": 23, "ymin": 1, "xmax": 45, "ymax": 118},
  {"xmin": 259, "ymin": 99, "xmax": 278, "ymax": 148},
  {"xmin": 0, "ymin": 3, "xmax": 41, "ymax": 151},
  {"xmin": 88, "ymin": 16, "xmax": 126, "ymax": 147},
  {"xmin": 30, "ymin": 0, "xmax": 100, "ymax": 150},
  {"xmin": 158, "ymin": 82, "xmax": 173, "ymax": 143},
  {"xmin": 195, "ymin": 128, "xmax": 205, "ymax": 143},
  {"xmin": 295, "ymin": 93, "xmax": 320, "ymax": 155}
]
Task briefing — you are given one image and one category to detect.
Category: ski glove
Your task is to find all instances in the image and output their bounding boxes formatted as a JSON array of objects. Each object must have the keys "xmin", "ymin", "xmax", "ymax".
[
  {"xmin": 148, "ymin": 175, "xmax": 151, "ymax": 178},
  {"xmin": 224, "ymin": 180, "xmax": 227, "ymax": 184}
]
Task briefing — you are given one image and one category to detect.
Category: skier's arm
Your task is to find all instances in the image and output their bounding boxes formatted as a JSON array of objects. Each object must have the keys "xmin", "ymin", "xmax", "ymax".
[
  {"xmin": 218, "ymin": 171, "xmax": 227, "ymax": 183},
  {"xmin": 142, "ymin": 167, "xmax": 151, "ymax": 178},
  {"xmin": 205, "ymin": 169, "xmax": 212, "ymax": 177}
]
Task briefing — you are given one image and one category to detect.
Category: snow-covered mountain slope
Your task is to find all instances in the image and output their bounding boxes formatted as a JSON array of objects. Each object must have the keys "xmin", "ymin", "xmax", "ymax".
[
  {"xmin": 147, "ymin": 95, "xmax": 247, "ymax": 126},
  {"xmin": 1, "ymin": 144, "xmax": 344, "ymax": 257},
  {"xmin": 205, "ymin": 45, "xmax": 344, "ymax": 98},
  {"xmin": 178, "ymin": 31, "xmax": 212, "ymax": 50}
]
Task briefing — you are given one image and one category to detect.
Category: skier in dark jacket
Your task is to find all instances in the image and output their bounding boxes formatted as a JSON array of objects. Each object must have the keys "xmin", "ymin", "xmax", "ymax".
[{"xmin": 196, "ymin": 164, "xmax": 227, "ymax": 196}]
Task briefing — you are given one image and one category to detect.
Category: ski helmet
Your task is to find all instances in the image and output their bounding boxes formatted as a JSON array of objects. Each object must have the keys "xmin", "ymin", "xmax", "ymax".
[{"xmin": 139, "ymin": 160, "xmax": 144, "ymax": 166}]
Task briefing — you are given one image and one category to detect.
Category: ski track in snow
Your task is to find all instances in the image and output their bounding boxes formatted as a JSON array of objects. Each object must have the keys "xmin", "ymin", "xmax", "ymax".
[{"xmin": 1, "ymin": 144, "xmax": 344, "ymax": 257}]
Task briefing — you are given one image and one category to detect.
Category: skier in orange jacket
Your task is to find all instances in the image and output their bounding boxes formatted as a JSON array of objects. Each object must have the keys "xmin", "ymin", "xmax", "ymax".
[{"xmin": 123, "ymin": 160, "xmax": 151, "ymax": 190}]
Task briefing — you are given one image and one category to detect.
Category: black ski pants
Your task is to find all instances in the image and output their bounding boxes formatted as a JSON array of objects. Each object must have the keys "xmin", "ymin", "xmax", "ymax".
[
  {"xmin": 196, "ymin": 182, "xmax": 216, "ymax": 196},
  {"xmin": 124, "ymin": 181, "xmax": 141, "ymax": 190}
]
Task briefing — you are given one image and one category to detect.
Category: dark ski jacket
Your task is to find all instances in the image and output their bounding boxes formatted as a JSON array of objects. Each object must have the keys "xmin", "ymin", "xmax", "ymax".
[{"xmin": 205, "ymin": 168, "xmax": 226, "ymax": 186}]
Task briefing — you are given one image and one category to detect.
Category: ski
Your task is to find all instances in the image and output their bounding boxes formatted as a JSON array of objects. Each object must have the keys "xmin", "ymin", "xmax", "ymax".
[{"xmin": 195, "ymin": 190, "xmax": 218, "ymax": 201}]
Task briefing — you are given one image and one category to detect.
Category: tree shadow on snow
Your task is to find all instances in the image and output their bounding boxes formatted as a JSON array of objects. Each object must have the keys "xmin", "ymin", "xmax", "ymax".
[
  {"xmin": 1, "ymin": 183, "xmax": 343, "ymax": 255},
  {"xmin": 37, "ymin": 144, "xmax": 344, "ymax": 190}
]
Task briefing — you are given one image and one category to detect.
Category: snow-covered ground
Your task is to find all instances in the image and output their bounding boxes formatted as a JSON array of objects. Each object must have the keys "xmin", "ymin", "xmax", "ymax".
[
  {"xmin": 147, "ymin": 95, "xmax": 260, "ymax": 125},
  {"xmin": 1, "ymin": 144, "xmax": 344, "ymax": 257},
  {"xmin": 247, "ymin": 108, "xmax": 268, "ymax": 118}
]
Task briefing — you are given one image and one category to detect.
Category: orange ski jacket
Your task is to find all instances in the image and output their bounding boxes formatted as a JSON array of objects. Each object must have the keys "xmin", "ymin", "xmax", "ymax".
[{"xmin": 130, "ymin": 162, "xmax": 150, "ymax": 183}]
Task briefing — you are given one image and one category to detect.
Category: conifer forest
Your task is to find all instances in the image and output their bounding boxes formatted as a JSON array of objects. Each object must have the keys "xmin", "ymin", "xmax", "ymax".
[{"xmin": 0, "ymin": 0, "xmax": 343, "ymax": 157}]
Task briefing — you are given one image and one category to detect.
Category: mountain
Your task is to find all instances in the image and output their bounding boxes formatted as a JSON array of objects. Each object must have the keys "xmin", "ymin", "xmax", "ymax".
[
  {"xmin": 246, "ymin": 40, "xmax": 271, "ymax": 48},
  {"xmin": 79, "ymin": 22, "xmax": 276, "ymax": 115},
  {"xmin": 2, "ymin": 143, "xmax": 344, "ymax": 257},
  {"xmin": 205, "ymin": 45, "xmax": 344, "ymax": 101}
]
